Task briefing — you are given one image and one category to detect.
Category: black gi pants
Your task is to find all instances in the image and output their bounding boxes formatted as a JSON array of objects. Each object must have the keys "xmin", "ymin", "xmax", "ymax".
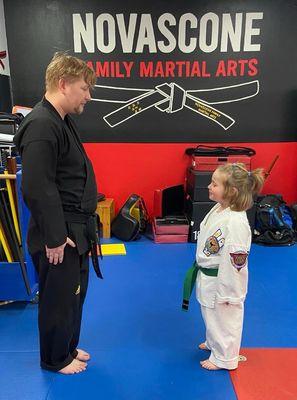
[{"xmin": 32, "ymin": 246, "xmax": 89, "ymax": 371}]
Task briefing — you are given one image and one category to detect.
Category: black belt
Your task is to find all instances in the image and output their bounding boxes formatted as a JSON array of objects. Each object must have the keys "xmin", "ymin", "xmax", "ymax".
[{"xmin": 64, "ymin": 211, "xmax": 103, "ymax": 279}]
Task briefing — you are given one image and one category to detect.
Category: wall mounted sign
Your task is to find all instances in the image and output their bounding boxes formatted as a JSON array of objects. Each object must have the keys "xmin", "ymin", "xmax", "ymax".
[{"xmin": 4, "ymin": 0, "xmax": 297, "ymax": 142}]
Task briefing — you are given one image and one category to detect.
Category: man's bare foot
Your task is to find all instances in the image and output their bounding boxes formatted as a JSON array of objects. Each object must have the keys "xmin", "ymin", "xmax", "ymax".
[
  {"xmin": 58, "ymin": 359, "xmax": 87, "ymax": 375},
  {"xmin": 198, "ymin": 342, "xmax": 209, "ymax": 351},
  {"xmin": 76, "ymin": 349, "xmax": 90, "ymax": 362},
  {"xmin": 200, "ymin": 359, "xmax": 221, "ymax": 370}
]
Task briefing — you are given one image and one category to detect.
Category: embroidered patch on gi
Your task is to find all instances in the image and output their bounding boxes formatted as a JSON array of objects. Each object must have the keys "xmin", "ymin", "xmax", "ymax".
[
  {"xmin": 75, "ymin": 285, "xmax": 80, "ymax": 295},
  {"xmin": 230, "ymin": 252, "xmax": 249, "ymax": 271},
  {"xmin": 203, "ymin": 229, "xmax": 225, "ymax": 256}
]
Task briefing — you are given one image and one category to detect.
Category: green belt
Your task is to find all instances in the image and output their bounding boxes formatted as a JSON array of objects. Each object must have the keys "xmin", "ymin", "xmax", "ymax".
[
  {"xmin": 199, "ymin": 266, "xmax": 219, "ymax": 277},
  {"xmin": 182, "ymin": 261, "xmax": 218, "ymax": 311}
]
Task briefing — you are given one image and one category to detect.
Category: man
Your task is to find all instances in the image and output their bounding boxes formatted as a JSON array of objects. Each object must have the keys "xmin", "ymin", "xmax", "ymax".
[{"xmin": 14, "ymin": 52, "xmax": 101, "ymax": 374}]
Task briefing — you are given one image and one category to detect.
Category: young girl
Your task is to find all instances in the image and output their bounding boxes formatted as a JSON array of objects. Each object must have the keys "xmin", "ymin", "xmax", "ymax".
[{"xmin": 196, "ymin": 163, "xmax": 264, "ymax": 370}]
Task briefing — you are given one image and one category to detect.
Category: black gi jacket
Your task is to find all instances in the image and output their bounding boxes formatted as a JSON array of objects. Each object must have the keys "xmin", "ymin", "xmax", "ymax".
[{"xmin": 14, "ymin": 98, "xmax": 98, "ymax": 255}]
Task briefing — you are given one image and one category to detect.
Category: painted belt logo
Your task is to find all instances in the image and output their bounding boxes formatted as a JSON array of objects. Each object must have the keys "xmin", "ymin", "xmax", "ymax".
[
  {"xmin": 92, "ymin": 80, "xmax": 259, "ymax": 130},
  {"xmin": 230, "ymin": 251, "xmax": 248, "ymax": 271},
  {"xmin": 203, "ymin": 229, "xmax": 225, "ymax": 256},
  {"xmin": 0, "ymin": 50, "xmax": 7, "ymax": 71}
]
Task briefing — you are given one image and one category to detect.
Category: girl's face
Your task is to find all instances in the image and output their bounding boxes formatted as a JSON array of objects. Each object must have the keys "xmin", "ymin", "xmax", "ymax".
[{"xmin": 208, "ymin": 170, "xmax": 228, "ymax": 206}]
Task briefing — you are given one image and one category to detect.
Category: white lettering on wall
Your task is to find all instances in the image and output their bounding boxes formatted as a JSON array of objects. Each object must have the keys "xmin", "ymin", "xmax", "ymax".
[
  {"xmin": 178, "ymin": 13, "xmax": 197, "ymax": 53},
  {"xmin": 220, "ymin": 13, "xmax": 242, "ymax": 52},
  {"xmin": 244, "ymin": 12, "xmax": 263, "ymax": 51},
  {"xmin": 157, "ymin": 13, "xmax": 177, "ymax": 53},
  {"xmin": 135, "ymin": 14, "xmax": 157, "ymax": 53},
  {"xmin": 96, "ymin": 14, "xmax": 116, "ymax": 53},
  {"xmin": 73, "ymin": 13, "xmax": 94, "ymax": 52},
  {"xmin": 116, "ymin": 13, "xmax": 137, "ymax": 53},
  {"xmin": 199, "ymin": 12, "xmax": 219, "ymax": 53},
  {"xmin": 72, "ymin": 11, "xmax": 263, "ymax": 54}
]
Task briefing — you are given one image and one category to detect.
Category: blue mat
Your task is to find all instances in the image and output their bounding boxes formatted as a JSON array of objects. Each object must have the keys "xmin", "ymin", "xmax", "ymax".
[{"xmin": 1, "ymin": 240, "xmax": 297, "ymax": 399}]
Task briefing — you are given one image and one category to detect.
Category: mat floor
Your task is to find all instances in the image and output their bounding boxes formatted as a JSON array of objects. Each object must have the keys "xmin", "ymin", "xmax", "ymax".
[{"xmin": 0, "ymin": 240, "xmax": 296, "ymax": 400}]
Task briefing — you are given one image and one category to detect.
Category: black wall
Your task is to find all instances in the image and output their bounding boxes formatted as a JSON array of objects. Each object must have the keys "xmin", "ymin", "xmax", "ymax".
[{"xmin": 4, "ymin": 0, "xmax": 297, "ymax": 142}]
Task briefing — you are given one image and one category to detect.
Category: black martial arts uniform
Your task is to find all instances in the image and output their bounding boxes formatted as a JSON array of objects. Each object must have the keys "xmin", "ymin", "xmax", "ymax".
[{"xmin": 14, "ymin": 98, "xmax": 100, "ymax": 371}]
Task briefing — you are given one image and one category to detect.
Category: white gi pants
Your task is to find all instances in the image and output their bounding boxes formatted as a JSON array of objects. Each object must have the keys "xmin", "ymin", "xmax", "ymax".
[{"xmin": 201, "ymin": 301, "xmax": 244, "ymax": 369}]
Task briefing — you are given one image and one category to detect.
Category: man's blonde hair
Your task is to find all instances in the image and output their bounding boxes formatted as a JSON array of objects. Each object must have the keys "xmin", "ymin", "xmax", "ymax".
[
  {"xmin": 216, "ymin": 163, "xmax": 265, "ymax": 211},
  {"xmin": 45, "ymin": 52, "xmax": 96, "ymax": 92}
]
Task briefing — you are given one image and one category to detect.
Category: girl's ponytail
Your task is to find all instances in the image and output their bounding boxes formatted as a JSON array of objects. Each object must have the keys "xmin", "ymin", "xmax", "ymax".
[{"xmin": 250, "ymin": 168, "xmax": 265, "ymax": 196}]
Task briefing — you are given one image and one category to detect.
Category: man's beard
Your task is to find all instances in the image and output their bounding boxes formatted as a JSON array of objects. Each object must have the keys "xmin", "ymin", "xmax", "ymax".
[{"xmin": 74, "ymin": 105, "xmax": 84, "ymax": 114}]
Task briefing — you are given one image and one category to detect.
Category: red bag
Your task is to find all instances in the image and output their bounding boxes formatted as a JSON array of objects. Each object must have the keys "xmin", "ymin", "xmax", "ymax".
[{"xmin": 191, "ymin": 155, "xmax": 251, "ymax": 171}]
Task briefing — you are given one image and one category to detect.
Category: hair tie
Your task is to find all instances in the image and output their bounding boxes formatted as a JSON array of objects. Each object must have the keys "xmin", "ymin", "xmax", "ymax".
[{"xmin": 248, "ymin": 171, "xmax": 251, "ymax": 177}]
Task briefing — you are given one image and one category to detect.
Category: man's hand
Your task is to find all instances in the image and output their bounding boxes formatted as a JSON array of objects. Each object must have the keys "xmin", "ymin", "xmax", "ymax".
[{"xmin": 45, "ymin": 237, "xmax": 76, "ymax": 265}]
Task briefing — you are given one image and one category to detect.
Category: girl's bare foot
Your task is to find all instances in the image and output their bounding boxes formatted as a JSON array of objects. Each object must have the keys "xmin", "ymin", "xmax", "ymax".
[
  {"xmin": 58, "ymin": 359, "xmax": 87, "ymax": 374},
  {"xmin": 200, "ymin": 359, "xmax": 221, "ymax": 370},
  {"xmin": 76, "ymin": 348, "xmax": 91, "ymax": 362},
  {"xmin": 198, "ymin": 342, "xmax": 209, "ymax": 351}
]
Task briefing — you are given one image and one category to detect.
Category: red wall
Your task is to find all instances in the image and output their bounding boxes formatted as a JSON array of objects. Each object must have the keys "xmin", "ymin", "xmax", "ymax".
[{"xmin": 84, "ymin": 142, "xmax": 297, "ymax": 215}]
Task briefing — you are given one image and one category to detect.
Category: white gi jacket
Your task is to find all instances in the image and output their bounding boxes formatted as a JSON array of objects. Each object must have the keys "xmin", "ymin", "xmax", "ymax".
[{"xmin": 196, "ymin": 203, "xmax": 251, "ymax": 308}]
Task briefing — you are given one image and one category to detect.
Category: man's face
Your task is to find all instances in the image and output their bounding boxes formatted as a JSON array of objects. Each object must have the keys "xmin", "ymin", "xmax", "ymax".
[{"xmin": 63, "ymin": 78, "xmax": 91, "ymax": 115}]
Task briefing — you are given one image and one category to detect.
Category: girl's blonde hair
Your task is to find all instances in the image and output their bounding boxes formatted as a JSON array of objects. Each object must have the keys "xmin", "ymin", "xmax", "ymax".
[
  {"xmin": 45, "ymin": 52, "xmax": 96, "ymax": 92},
  {"xmin": 216, "ymin": 163, "xmax": 265, "ymax": 211}
]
